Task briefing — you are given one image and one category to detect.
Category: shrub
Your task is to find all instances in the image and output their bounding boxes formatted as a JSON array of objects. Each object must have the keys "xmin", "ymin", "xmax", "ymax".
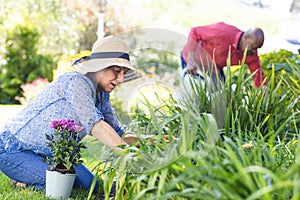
[
  {"xmin": 0, "ymin": 23, "xmax": 55, "ymax": 104},
  {"xmin": 260, "ymin": 49, "xmax": 300, "ymax": 83}
]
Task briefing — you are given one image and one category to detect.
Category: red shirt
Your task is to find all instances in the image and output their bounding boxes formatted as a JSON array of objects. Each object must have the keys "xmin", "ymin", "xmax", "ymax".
[{"xmin": 182, "ymin": 22, "xmax": 266, "ymax": 87}]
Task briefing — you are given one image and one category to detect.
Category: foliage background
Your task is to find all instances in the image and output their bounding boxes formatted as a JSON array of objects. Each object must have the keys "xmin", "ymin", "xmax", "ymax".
[
  {"xmin": 1, "ymin": 0, "xmax": 297, "ymax": 104},
  {"xmin": 0, "ymin": 0, "xmax": 299, "ymax": 199}
]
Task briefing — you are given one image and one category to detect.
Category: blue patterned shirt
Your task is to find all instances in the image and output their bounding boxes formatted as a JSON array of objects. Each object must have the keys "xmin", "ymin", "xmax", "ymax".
[{"xmin": 0, "ymin": 72, "xmax": 125, "ymax": 156}]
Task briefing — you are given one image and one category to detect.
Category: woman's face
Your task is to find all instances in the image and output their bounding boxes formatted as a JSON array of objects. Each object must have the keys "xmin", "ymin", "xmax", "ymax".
[{"xmin": 96, "ymin": 66, "xmax": 129, "ymax": 92}]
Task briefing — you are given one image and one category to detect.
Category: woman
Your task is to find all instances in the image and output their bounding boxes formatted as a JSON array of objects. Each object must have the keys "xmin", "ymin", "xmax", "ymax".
[{"xmin": 0, "ymin": 36, "xmax": 141, "ymax": 190}]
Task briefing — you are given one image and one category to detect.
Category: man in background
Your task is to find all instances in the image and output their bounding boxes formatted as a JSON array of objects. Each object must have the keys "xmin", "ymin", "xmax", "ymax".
[{"xmin": 181, "ymin": 22, "xmax": 267, "ymax": 88}]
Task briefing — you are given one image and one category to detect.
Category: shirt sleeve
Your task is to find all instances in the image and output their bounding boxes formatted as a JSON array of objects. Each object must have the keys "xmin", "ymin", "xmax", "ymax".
[
  {"xmin": 96, "ymin": 92, "xmax": 125, "ymax": 137},
  {"xmin": 188, "ymin": 25, "xmax": 222, "ymax": 52},
  {"xmin": 186, "ymin": 25, "xmax": 228, "ymax": 69},
  {"xmin": 245, "ymin": 54, "xmax": 267, "ymax": 87},
  {"xmin": 187, "ymin": 27, "xmax": 202, "ymax": 53},
  {"xmin": 64, "ymin": 75, "xmax": 103, "ymax": 135}
]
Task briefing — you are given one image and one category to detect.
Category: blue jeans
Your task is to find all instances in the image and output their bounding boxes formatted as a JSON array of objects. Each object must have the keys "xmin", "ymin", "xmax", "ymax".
[{"xmin": 0, "ymin": 149, "xmax": 98, "ymax": 191}]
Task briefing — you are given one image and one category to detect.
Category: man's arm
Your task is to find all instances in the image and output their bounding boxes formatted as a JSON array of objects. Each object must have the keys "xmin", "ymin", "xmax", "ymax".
[
  {"xmin": 246, "ymin": 55, "xmax": 267, "ymax": 87},
  {"xmin": 184, "ymin": 27, "xmax": 204, "ymax": 75},
  {"xmin": 186, "ymin": 51, "xmax": 198, "ymax": 75}
]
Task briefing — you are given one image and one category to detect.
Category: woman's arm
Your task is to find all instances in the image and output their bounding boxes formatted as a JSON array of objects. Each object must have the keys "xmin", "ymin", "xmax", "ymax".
[
  {"xmin": 91, "ymin": 120, "xmax": 171, "ymax": 151},
  {"xmin": 123, "ymin": 133, "xmax": 171, "ymax": 145},
  {"xmin": 91, "ymin": 120, "xmax": 127, "ymax": 151}
]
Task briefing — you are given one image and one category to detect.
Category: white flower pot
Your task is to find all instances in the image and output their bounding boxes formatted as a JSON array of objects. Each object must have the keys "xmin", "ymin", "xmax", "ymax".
[{"xmin": 46, "ymin": 170, "xmax": 76, "ymax": 199}]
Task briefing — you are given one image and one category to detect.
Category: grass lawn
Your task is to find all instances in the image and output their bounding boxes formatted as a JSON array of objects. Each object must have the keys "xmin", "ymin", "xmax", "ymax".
[
  {"xmin": 0, "ymin": 149, "xmax": 102, "ymax": 200},
  {"xmin": 0, "ymin": 171, "xmax": 87, "ymax": 199},
  {"xmin": 0, "ymin": 171, "xmax": 101, "ymax": 200}
]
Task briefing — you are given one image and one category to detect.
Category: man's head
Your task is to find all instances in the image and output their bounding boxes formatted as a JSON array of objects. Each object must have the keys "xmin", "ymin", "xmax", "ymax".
[{"xmin": 240, "ymin": 27, "xmax": 264, "ymax": 55}]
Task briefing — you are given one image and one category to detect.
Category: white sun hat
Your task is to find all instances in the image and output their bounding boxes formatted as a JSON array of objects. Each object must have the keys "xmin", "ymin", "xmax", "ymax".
[{"xmin": 72, "ymin": 36, "xmax": 141, "ymax": 83}]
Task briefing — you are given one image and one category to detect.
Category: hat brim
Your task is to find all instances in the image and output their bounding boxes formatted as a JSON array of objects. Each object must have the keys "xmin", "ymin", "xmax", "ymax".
[{"xmin": 73, "ymin": 57, "xmax": 142, "ymax": 83}]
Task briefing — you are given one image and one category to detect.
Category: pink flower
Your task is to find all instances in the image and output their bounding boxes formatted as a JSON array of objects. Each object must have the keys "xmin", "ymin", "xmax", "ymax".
[{"xmin": 50, "ymin": 119, "xmax": 84, "ymax": 133}]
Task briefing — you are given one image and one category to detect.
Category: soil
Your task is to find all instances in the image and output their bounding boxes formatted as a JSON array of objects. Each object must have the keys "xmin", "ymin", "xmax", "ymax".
[{"xmin": 49, "ymin": 164, "xmax": 76, "ymax": 174}]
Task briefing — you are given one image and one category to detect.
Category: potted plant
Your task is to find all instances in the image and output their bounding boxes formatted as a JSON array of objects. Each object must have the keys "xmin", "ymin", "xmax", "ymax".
[{"xmin": 45, "ymin": 118, "xmax": 85, "ymax": 199}]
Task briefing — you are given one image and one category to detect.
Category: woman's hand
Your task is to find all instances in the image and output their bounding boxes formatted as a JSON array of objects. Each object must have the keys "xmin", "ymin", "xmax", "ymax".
[{"xmin": 123, "ymin": 133, "xmax": 139, "ymax": 145}]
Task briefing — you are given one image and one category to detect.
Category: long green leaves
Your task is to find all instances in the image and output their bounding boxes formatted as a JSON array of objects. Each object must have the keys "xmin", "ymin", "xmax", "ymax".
[{"xmin": 83, "ymin": 50, "xmax": 299, "ymax": 199}]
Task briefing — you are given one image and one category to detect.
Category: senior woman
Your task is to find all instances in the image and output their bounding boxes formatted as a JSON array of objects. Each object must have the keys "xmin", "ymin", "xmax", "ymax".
[{"xmin": 0, "ymin": 36, "xmax": 141, "ymax": 190}]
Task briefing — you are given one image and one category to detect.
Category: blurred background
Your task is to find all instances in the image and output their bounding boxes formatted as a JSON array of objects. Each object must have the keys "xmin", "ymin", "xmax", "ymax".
[
  {"xmin": 0, "ymin": 0, "xmax": 299, "ymax": 125},
  {"xmin": 1, "ymin": 0, "xmax": 299, "ymax": 56}
]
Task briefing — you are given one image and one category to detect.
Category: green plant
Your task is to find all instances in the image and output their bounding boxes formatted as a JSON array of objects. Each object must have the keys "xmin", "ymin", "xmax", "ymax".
[
  {"xmin": 0, "ymin": 23, "xmax": 55, "ymax": 104},
  {"xmin": 260, "ymin": 49, "xmax": 299, "ymax": 71},
  {"xmin": 45, "ymin": 119, "xmax": 86, "ymax": 173},
  {"xmin": 132, "ymin": 48, "xmax": 180, "ymax": 75},
  {"xmin": 80, "ymin": 46, "xmax": 300, "ymax": 199},
  {"xmin": 260, "ymin": 49, "xmax": 300, "ymax": 91},
  {"xmin": 222, "ymin": 52, "xmax": 299, "ymax": 139}
]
